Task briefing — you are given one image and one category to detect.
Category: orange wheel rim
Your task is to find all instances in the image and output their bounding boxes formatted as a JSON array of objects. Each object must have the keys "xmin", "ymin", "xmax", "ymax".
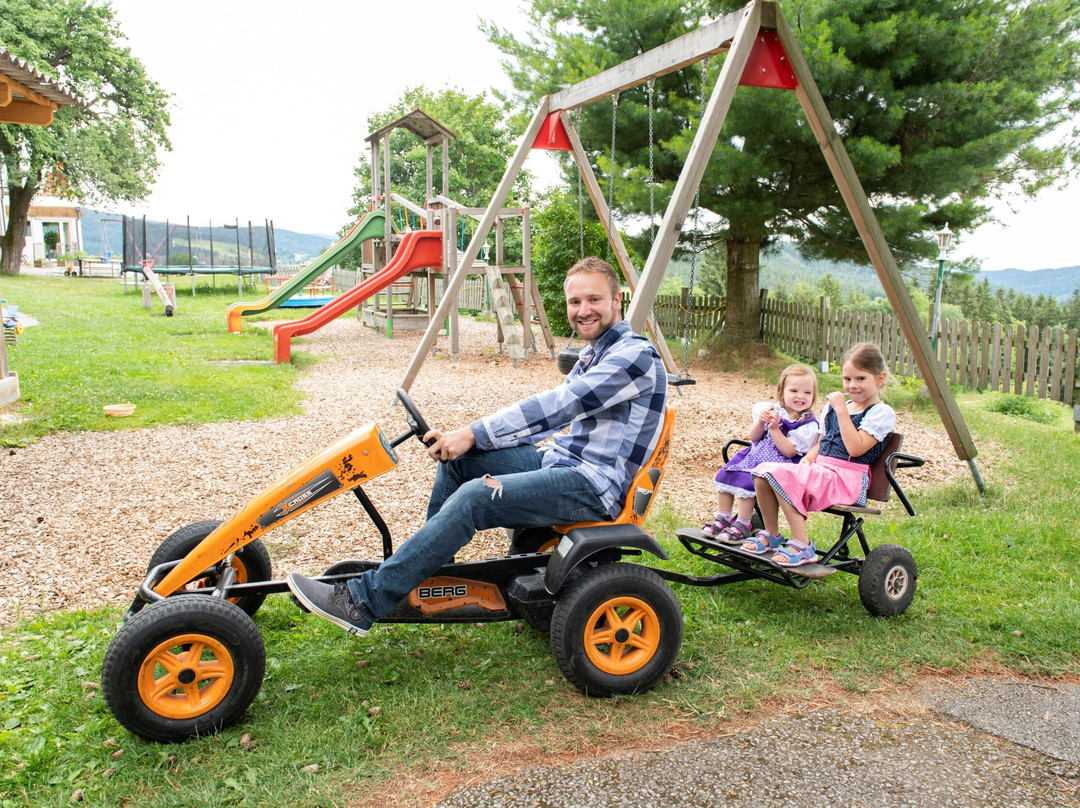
[
  {"xmin": 583, "ymin": 596, "xmax": 661, "ymax": 675},
  {"xmin": 137, "ymin": 633, "xmax": 235, "ymax": 719}
]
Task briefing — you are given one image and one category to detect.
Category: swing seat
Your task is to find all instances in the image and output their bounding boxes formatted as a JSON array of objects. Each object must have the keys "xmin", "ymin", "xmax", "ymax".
[{"xmin": 669, "ymin": 377, "xmax": 696, "ymax": 387}]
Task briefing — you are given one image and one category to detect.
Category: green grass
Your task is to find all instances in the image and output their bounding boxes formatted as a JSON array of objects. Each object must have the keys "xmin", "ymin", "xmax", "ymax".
[
  {"xmin": 0, "ymin": 275, "xmax": 308, "ymax": 445},
  {"xmin": 2, "ymin": 285, "xmax": 1078, "ymax": 806},
  {"xmin": 4, "ymin": 398, "xmax": 1078, "ymax": 807}
]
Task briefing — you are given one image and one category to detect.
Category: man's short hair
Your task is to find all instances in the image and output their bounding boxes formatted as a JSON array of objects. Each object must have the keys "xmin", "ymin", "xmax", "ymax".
[{"xmin": 565, "ymin": 256, "xmax": 621, "ymax": 298}]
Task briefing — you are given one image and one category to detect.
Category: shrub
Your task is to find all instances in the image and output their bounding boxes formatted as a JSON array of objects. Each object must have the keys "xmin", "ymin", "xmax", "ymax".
[{"xmin": 985, "ymin": 393, "xmax": 1060, "ymax": 425}]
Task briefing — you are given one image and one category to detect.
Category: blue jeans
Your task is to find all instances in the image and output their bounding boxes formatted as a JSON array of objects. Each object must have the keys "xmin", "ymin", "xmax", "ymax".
[{"xmin": 347, "ymin": 445, "xmax": 609, "ymax": 620}]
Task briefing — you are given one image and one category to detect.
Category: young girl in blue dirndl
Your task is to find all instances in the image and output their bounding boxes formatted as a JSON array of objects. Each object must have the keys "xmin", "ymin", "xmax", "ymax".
[
  {"xmin": 748, "ymin": 343, "xmax": 896, "ymax": 567},
  {"xmin": 703, "ymin": 364, "xmax": 819, "ymax": 546}
]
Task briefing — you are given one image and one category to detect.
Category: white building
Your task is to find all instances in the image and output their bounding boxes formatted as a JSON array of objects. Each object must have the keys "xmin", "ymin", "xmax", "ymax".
[{"xmin": 0, "ymin": 193, "xmax": 83, "ymax": 264}]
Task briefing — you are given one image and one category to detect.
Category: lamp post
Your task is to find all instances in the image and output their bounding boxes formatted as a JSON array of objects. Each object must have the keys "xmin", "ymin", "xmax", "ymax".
[{"xmin": 930, "ymin": 223, "xmax": 955, "ymax": 350}]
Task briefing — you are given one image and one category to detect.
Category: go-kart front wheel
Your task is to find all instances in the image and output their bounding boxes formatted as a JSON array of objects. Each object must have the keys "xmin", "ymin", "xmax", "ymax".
[
  {"xmin": 147, "ymin": 520, "xmax": 272, "ymax": 616},
  {"xmin": 550, "ymin": 563, "xmax": 682, "ymax": 697},
  {"xmin": 101, "ymin": 595, "xmax": 266, "ymax": 742}
]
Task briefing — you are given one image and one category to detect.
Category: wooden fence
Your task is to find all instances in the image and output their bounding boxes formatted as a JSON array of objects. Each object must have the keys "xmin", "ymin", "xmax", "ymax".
[
  {"xmin": 761, "ymin": 294, "xmax": 1080, "ymax": 407},
  {"xmin": 334, "ymin": 270, "xmax": 1078, "ymax": 408}
]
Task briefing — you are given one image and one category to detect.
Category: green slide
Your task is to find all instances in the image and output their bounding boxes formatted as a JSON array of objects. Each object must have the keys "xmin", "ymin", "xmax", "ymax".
[{"xmin": 227, "ymin": 210, "xmax": 386, "ymax": 333}]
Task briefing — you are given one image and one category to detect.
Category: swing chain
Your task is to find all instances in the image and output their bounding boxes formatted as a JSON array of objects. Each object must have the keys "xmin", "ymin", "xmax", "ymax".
[
  {"xmin": 575, "ymin": 109, "xmax": 585, "ymax": 261},
  {"xmin": 646, "ymin": 80, "xmax": 656, "ymax": 243},
  {"xmin": 607, "ymin": 92, "xmax": 619, "ymax": 261},
  {"xmin": 681, "ymin": 58, "xmax": 710, "ymax": 380},
  {"xmin": 645, "ymin": 80, "xmax": 662, "ymax": 344}
]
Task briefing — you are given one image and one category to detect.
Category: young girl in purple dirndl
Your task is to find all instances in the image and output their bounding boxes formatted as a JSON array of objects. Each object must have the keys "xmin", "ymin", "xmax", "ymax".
[
  {"xmin": 747, "ymin": 343, "xmax": 897, "ymax": 567},
  {"xmin": 702, "ymin": 364, "xmax": 819, "ymax": 546}
]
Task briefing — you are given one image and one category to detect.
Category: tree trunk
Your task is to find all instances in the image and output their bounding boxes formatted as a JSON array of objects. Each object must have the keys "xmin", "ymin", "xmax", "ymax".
[
  {"xmin": 724, "ymin": 224, "xmax": 764, "ymax": 343},
  {"xmin": 0, "ymin": 183, "xmax": 34, "ymax": 276}
]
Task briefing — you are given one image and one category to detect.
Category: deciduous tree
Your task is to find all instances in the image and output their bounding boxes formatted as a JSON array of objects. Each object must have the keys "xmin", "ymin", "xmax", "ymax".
[{"xmin": 0, "ymin": 0, "xmax": 170, "ymax": 275}]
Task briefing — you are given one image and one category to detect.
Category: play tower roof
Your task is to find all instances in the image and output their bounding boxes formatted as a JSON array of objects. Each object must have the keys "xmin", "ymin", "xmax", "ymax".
[{"xmin": 364, "ymin": 109, "xmax": 457, "ymax": 145}]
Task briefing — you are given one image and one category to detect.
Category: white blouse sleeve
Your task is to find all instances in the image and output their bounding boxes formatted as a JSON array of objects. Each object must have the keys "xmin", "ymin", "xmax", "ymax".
[
  {"xmin": 787, "ymin": 421, "xmax": 820, "ymax": 455},
  {"xmin": 859, "ymin": 403, "xmax": 896, "ymax": 441},
  {"xmin": 817, "ymin": 402, "xmax": 832, "ymax": 436}
]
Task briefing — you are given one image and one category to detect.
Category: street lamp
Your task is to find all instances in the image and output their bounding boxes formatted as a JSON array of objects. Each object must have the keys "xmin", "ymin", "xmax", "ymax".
[{"xmin": 930, "ymin": 223, "xmax": 955, "ymax": 350}]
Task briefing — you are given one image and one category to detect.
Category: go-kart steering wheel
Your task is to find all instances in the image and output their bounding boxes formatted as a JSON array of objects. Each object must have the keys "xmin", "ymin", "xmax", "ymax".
[{"xmin": 393, "ymin": 388, "xmax": 435, "ymax": 448}]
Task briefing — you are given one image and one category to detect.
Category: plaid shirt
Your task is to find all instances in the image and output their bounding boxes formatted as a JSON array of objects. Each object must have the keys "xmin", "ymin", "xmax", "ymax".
[{"xmin": 471, "ymin": 321, "xmax": 667, "ymax": 518}]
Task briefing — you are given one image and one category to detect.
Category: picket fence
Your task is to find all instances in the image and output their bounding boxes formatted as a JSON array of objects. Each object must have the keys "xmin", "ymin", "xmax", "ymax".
[{"xmin": 761, "ymin": 294, "xmax": 1080, "ymax": 407}]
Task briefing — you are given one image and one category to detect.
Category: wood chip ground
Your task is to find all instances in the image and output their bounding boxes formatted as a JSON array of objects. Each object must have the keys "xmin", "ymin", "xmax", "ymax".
[{"xmin": 0, "ymin": 317, "xmax": 971, "ymax": 625}]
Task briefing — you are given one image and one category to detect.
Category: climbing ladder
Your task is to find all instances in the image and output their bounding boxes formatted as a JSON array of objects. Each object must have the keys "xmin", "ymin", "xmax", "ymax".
[{"xmin": 483, "ymin": 264, "xmax": 526, "ymax": 362}]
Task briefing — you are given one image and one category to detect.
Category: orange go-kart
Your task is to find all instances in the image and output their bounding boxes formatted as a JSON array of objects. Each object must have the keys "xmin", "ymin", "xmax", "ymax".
[{"xmin": 101, "ymin": 390, "xmax": 681, "ymax": 742}]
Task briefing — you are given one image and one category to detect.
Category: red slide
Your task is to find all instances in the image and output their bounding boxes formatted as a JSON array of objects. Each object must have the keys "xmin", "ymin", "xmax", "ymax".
[{"xmin": 273, "ymin": 230, "xmax": 443, "ymax": 363}]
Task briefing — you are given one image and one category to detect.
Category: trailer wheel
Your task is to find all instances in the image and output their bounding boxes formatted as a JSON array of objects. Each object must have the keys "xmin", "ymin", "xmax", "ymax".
[
  {"xmin": 147, "ymin": 520, "xmax": 271, "ymax": 616},
  {"xmin": 102, "ymin": 595, "xmax": 265, "ymax": 742},
  {"xmin": 551, "ymin": 563, "xmax": 682, "ymax": 697},
  {"xmin": 858, "ymin": 544, "xmax": 917, "ymax": 616}
]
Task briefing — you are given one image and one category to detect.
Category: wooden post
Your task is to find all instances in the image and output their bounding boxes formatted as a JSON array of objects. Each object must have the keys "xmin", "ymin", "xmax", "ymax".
[
  {"xmin": 0, "ymin": 298, "xmax": 9, "ymax": 382},
  {"xmin": 442, "ymin": 136, "xmax": 450, "ymax": 199},
  {"xmin": 426, "ymin": 141, "xmax": 433, "ymax": 201},
  {"xmin": 383, "ymin": 133, "xmax": 393, "ymax": 267},
  {"xmin": 818, "ymin": 296, "xmax": 830, "ymax": 372},
  {"xmin": 447, "ymin": 207, "xmax": 459, "ymax": 359}
]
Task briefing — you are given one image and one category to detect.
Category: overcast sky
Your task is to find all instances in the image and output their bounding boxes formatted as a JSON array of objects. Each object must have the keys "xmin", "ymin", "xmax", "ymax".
[{"xmin": 103, "ymin": 0, "xmax": 1078, "ymax": 272}]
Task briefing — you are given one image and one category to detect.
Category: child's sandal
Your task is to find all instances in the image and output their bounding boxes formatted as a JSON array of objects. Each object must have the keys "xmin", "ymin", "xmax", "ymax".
[
  {"xmin": 741, "ymin": 530, "xmax": 783, "ymax": 554},
  {"xmin": 715, "ymin": 520, "xmax": 754, "ymax": 546},
  {"xmin": 771, "ymin": 539, "xmax": 817, "ymax": 567},
  {"xmin": 702, "ymin": 515, "xmax": 733, "ymax": 537}
]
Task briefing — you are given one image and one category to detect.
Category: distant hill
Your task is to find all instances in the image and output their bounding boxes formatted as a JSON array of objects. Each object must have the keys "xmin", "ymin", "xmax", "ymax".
[
  {"xmin": 79, "ymin": 208, "xmax": 335, "ymax": 265},
  {"xmin": 979, "ymin": 266, "xmax": 1080, "ymax": 300},
  {"xmin": 664, "ymin": 240, "xmax": 1080, "ymax": 302}
]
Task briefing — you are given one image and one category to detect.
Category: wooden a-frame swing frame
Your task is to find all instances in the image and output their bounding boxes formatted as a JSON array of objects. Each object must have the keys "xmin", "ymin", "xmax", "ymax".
[{"xmin": 397, "ymin": 0, "xmax": 982, "ymax": 485}]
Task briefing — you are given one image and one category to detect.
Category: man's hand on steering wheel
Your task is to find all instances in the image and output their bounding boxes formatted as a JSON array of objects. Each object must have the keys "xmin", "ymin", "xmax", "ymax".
[{"xmin": 426, "ymin": 426, "xmax": 475, "ymax": 462}]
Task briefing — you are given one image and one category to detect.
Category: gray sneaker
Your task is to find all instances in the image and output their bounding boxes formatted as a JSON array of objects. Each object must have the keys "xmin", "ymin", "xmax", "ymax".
[{"xmin": 286, "ymin": 573, "xmax": 373, "ymax": 637}]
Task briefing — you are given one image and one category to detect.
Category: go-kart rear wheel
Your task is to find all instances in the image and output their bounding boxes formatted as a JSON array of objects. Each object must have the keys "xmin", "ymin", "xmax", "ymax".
[
  {"xmin": 858, "ymin": 544, "xmax": 917, "ymax": 616},
  {"xmin": 147, "ymin": 520, "xmax": 271, "ymax": 616},
  {"xmin": 101, "ymin": 594, "xmax": 266, "ymax": 742},
  {"xmin": 550, "ymin": 563, "xmax": 682, "ymax": 697}
]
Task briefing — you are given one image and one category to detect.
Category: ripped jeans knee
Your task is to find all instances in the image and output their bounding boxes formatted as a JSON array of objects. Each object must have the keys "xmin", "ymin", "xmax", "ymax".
[{"xmin": 482, "ymin": 474, "xmax": 503, "ymax": 499}]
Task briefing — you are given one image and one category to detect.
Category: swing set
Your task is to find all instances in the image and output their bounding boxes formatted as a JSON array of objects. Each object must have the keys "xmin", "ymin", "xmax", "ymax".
[{"xmin": 397, "ymin": 0, "xmax": 981, "ymax": 483}]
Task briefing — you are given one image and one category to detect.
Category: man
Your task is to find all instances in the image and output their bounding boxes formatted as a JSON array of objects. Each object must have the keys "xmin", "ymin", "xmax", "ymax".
[{"xmin": 287, "ymin": 257, "xmax": 667, "ymax": 636}]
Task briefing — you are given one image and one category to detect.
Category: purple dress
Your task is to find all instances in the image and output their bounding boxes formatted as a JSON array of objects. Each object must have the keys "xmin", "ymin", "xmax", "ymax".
[{"xmin": 714, "ymin": 408, "xmax": 818, "ymax": 499}]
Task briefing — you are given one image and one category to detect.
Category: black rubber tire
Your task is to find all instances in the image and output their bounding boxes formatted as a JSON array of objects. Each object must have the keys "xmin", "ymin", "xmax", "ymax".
[
  {"xmin": 550, "ymin": 563, "xmax": 682, "ymax": 697},
  {"xmin": 101, "ymin": 595, "xmax": 266, "ymax": 743},
  {"xmin": 147, "ymin": 520, "xmax": 271, "ymax": 616},
  {"xmin": 557, "ymin": 347, "xmax": 581, "ymax": 375},
  {"xmin": 858, "ymin": 544, "xmax": 917, "ymax": 616}
]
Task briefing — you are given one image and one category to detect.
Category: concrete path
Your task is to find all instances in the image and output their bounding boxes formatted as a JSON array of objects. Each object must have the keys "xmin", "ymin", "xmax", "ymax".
[{"xmin": 437, "ymin": 678, "xmax": 1080, "ymax": 807}]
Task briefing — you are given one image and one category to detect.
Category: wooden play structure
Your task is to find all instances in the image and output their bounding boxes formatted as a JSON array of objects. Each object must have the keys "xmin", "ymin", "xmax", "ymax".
[
  {"xmin": 358, "ymin": 110, "xmax": 556, "ymax": 361},
  {"xmin": 270, "ymin": 110, "xmax": 557, "ymax": 364},
  {"xmin": 396, "ymin": 0, "xmax": 983, "ymax": 486}
]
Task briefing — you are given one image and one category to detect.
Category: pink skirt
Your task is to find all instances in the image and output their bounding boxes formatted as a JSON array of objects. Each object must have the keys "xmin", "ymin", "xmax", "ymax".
[{"xmin": 752, "ymin": 456, "xmax": 869, "ymax": 517}]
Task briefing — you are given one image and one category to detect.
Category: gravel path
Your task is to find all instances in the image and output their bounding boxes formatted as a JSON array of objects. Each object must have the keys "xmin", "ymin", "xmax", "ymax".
[
  {"xmin": 436, "ymin": 677, "xmax": 1080, "ymax": 808},
  {"xmin": 0, "ymin": 317, "xmax": 971, "ymax": 626}
]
